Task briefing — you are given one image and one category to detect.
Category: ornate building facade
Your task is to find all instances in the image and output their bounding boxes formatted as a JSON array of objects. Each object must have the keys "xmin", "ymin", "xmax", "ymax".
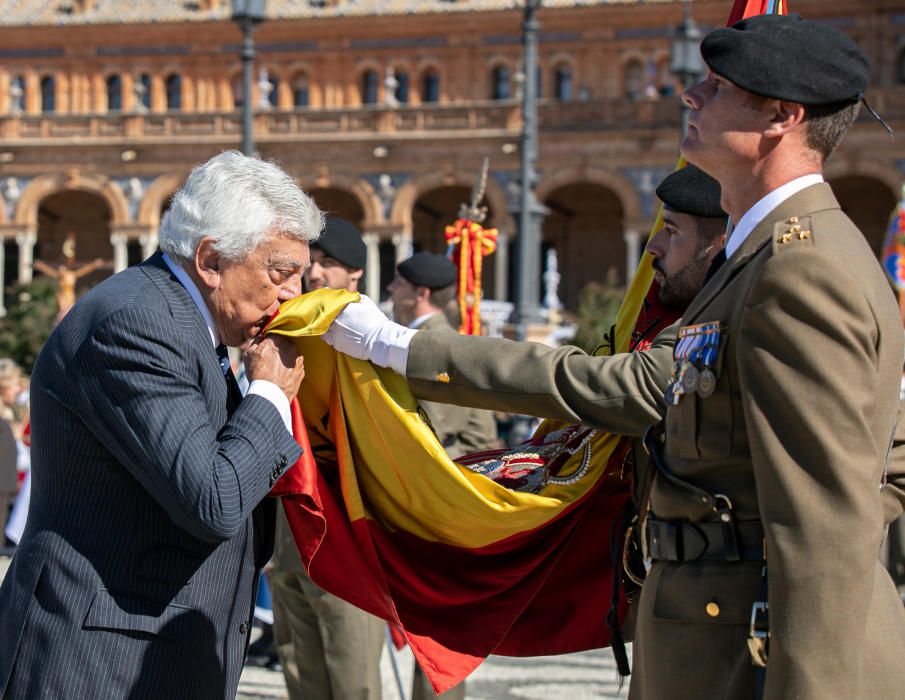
[{"xmin": 0, "ymin": 0, "xmax": 901, "ymax": 313}]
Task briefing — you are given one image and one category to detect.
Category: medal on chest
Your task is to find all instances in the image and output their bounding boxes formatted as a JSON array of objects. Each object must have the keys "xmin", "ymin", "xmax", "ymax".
[{"xmin": 666, "ymin": 321, "xmax": 721, "ymax": 405}]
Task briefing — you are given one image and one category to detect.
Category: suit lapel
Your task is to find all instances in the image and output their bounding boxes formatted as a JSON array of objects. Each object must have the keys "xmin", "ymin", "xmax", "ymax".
[
  {"xmin": 683, "ymin": 183, "xmax": 840, "ymax": 321},
  {"xmin": 141, "ymin": 253, "xmax": 231, "ymax": 418}
]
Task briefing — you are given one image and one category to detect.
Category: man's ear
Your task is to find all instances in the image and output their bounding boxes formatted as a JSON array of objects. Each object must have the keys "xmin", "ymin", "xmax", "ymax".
[
  {"xmin": 349, "ymin": 267, "xmax": 364, "ymax": 285},
  {"xmin": 194, "ymin": 237, "xmax": 222, "ymax": 291},
  {"xmin": 764, "ymin": 100, "xmax": 806, "ymax": 139}
]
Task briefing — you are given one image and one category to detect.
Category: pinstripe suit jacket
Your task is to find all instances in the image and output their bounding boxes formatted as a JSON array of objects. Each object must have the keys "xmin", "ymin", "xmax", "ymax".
[{"xmin": 0, "ymin": 253, "xmax": 301, "ymax": 699}]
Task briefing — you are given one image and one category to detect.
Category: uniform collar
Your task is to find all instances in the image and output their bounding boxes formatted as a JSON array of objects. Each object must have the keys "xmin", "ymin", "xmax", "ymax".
[{"xmin": 725, "ymin": 174, "xmax": 824, "ymax": 259}]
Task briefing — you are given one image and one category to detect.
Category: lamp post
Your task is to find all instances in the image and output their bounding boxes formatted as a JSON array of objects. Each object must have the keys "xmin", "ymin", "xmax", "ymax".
[
  {"xmin": 232, "ymin": 0, "xmax": 267, "ymax": 156},
  {"xmin": 513, "ymin": 0, "xmax": 547, "ymax": 340},
  {"xmin": 669, "ymin": 0, "xmax": 705, "ymax": 138}
]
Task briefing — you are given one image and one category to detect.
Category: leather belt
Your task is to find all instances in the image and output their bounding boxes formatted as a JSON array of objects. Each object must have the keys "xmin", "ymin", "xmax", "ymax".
[{"xmin": 646, "ymin": 517, "xmax": 764, "ymax": 563}]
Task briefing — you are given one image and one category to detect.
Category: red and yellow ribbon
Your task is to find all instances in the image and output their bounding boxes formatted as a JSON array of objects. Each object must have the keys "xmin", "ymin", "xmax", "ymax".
[{"xmin": 444, "ymin": 219, "xmax": 498, "ymax": 335}]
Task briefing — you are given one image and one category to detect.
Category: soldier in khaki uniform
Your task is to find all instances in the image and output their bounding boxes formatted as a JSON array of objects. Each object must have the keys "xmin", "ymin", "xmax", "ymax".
[
  {"xmin": 322, "ymin": 16, "xmax": 905, "ymax": 698},
  {"xmin": 271, "ymin": 217, "xmax": 387, "ymax": 700},
  {"xmin": 388, "ymin": 251, "xmax": 499, "ymax": 700}
]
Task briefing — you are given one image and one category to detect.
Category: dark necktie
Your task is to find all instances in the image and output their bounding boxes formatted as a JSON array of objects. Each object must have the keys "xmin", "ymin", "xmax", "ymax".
[
  {"xmin": 704, "ymin": 249, "xmax": 727, "ymax": 284},
  {"xmin": 216, "ymin": 344, "xmax": 243, "ymax": 415}
]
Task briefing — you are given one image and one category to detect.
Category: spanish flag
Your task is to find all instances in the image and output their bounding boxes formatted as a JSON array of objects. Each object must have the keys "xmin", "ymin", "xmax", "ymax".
[
  {"xmin": 267, "ymin": 287, "xmax": 676, "ymax": 693},
  {"xmin": 268, "ymin": 2, "xmax": 785, "ymax": 693}
]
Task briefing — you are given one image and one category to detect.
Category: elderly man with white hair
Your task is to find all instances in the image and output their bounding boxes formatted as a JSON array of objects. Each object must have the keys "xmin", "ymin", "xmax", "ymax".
[{"xmin": 0, "ymin": 150, "xmax": 322, "ymax": 700}]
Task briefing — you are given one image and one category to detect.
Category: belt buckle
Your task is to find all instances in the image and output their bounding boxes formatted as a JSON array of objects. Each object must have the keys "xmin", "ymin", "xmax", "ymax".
[{"xmin": 747, "ymin": 601, "xmax": 769, "ymax": 667}]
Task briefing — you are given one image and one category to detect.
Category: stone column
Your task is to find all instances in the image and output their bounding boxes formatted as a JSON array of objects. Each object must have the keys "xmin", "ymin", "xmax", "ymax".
[
  {"xmin": 623, "ymin": 228, "xmax": 642, "ymax": 284},
  {"xmin": 392, "ymin": 232, "xmax": 412, "ymax": 265},
  {"xmin": 110, "ymin": 232, "xmax": 129, "ymax": 273},
  {"xmin": 494, "ymin": 230, "xmax": 509, "ymax": 301},
  {"xmin": 139, "ymin": 231, "xmax": 158, "ymax": 260},
  {"xmin": 363, "ymin": 233, "xmax": 381, "ymax": 301},
  {"xmin": 16, "ymin": 231, "xmax": 35, "ymax": 283}
]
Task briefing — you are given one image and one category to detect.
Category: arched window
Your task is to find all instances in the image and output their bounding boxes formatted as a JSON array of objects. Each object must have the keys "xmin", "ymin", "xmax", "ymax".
[
  {"xmin": 361, "ymin": 69, "xmax": 378, "ymax": 105},
  {"xmin": 292, "ymin": 73, "xmax": 309, "ymax": 107},
  {"xmin": 394, "ymin": 70, "xmax": 409, "ymax": 104},
  {"xmin": 554, "ymin": 64, "xmax": 572, "ymax": 101},
  {"xmin": 624, "ymin": 60, "xmax": 644, "ymax": 99},
  {"xmin": 421, "ymin": 69, "xmax": 439, "ymax": 103},
  {"xmin": 136, "ymin": 73, "xmax": 151, "ymax": 110},
  {"xmin": 165, "ymin": 73, "xmax": 181, "ymax": 111},
  {"xmin": 40, "ymin": 75, "xmax": 55, "ymax": 113},
  {"xmin": 491, "ymin": 65, "xmax": 510, "ymax": 100},
  {"xmin": 106, "ymin": 74, "xmax": 122, "ymax": 112}
]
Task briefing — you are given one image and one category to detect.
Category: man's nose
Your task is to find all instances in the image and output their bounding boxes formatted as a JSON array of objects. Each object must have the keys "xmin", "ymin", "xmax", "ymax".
[
  {"xmin": 646, "ymin": 228, "xmax": 666, "ymax": 257},
  {"xmin": 682, "ymin": 82, "xmax": 703, "ymax": 111}
]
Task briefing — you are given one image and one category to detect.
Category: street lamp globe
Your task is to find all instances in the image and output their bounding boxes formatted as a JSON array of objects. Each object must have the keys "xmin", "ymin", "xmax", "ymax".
[{"xmin": 669, "ymin": 2, "xmax": 704, "ymax": 90}]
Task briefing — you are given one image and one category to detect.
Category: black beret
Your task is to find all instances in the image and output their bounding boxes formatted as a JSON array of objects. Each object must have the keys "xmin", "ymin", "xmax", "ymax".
[
  {"xmin": 656, "ymin": 165, "xmax": 727, "ymax": 219},
  {"xmin": 397, "ymin": 252, "xmax": 457, "ymax": 289},
  {"xmin": 702, "ymin": 14, "xmax": 868, "ymax": 105},
  {"xmin": 311, "ymin": 217, "xmax": 366, "ymax": 269}
]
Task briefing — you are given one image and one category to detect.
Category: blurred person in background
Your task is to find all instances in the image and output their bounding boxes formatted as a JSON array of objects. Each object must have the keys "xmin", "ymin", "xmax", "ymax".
[{"xmin": 0, "ymin": 359, "xmax": 24, "ymax": 547}]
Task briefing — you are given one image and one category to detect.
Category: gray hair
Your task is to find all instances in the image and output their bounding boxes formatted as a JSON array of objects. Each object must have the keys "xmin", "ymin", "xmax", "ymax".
[{"xmin": 159, "ymin": 150, "xmax": 324, "ymax": 262}]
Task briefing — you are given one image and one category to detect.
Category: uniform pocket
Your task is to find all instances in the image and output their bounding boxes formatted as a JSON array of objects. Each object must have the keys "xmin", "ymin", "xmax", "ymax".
[
  {"xmin": 83, "ymin": 589, "xmax": 195, "ymax": 640},
  {"xmin": 665, "ymin": 325, "xmax": 732, "ymax": 461},
  {"xmin": 652, "ymin": 561, "xmax": 762, "ymax": 625}
]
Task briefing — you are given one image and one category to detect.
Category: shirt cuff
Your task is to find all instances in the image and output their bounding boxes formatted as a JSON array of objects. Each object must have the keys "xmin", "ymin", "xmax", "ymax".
[
  {"xmin": 387, "ymin": 327, "xmax": 417, "ymax": 376},
  {"xmin": 247, "ymin": 380, "xmax": 292, "ymax": 434}
]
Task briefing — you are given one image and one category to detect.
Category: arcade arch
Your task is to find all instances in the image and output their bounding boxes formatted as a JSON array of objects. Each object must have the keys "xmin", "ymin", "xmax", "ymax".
[
  {"xmin": 542, "ymin": 182, "xmax": 626, "ymax": 312},
  {"xmin": 32, "ymin": 189, "xmax": 114, "ymax": 298}
]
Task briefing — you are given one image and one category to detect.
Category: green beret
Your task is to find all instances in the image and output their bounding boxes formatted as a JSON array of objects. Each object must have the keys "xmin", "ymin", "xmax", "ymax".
[
  {"xmin": 397, "ymin": 252, "xmax": 457, "ymax": 289},
  {"xmin": 656, "ymin": 165, "xmax": 727, "ymax": 219},
  {"xmin": 311, "ymin": 217, "xmax": 366, "ymax": 269},
  {"xmin": 702, "ymin": 14, "xmax": 868, "ymax": 105}
]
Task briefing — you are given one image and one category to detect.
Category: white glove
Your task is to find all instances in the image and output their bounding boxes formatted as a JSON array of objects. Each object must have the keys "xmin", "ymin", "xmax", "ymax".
[{"xmin": 321, "ymin": 294, "xmax": 416, "ymax": 375}]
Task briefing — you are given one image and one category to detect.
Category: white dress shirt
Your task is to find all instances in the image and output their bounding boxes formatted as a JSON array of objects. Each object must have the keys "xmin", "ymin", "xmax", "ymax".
[{"xmin": 724, "ymin": 174, "xmax": 824, "ymax": 259}]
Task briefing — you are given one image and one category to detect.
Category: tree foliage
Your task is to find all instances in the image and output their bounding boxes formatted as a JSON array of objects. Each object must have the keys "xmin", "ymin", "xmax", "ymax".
[
  {"xmin": 0, "ymin": 277, "xmax": 58, "ymax": 374},
  {"xmin": 565, "ymin": 267, "xmax": 625, "ymax": 354}
]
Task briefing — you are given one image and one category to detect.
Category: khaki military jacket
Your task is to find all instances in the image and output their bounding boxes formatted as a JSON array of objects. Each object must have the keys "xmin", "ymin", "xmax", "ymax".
[
  {"xmin": 630, "ymin": 183, "xmax": 905, "ymax": 700},
  {"xmin": 407, "ymin": 320, "xmax": 677, "ymax": 438},
  {"xmin": 414, "ymin": 313, "xmax": 498, "ymax": 459}
]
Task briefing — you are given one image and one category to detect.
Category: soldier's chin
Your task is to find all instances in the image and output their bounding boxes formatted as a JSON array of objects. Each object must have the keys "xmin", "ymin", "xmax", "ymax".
[{"xmin": 307, "ymin": 280, "xmax": 325, "ymax": 290}]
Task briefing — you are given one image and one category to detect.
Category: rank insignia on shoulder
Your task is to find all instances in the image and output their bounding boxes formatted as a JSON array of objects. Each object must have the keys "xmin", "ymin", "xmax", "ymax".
[
  {"xmin": 667, "ymin": 321, "xmax": 722, "ymax": 404},
  {"xmin": 775, "ymin": 216, "xmax": 813, "ymax": 247}
]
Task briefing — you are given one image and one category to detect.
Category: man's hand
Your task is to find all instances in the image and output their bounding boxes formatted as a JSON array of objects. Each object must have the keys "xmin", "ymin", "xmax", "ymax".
[
  {"xmin": 321, "ymin": 294, "xmax": 416, "ymax": 374},
  {"xmin": 244, "ymin": 335, "xmax": 305, "ymax": 402}
]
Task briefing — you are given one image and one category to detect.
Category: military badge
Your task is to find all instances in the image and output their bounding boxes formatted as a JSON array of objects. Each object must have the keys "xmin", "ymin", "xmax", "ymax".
[{"xmin": 667, "ymin": 321, "xmax": 722, "ymax": 404}]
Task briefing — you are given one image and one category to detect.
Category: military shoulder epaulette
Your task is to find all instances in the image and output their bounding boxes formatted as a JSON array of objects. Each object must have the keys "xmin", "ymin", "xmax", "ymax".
[{"xmin": 773, "ymin": 215, "xmax": 814, "ymax": 251}]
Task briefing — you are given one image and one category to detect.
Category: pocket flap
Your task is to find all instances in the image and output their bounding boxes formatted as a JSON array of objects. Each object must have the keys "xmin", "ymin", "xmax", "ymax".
[
  {"xmin": 652, "ymin": 561, "xmax": 762, "ymax": 625},
  {"xmin": 83, "ymin": 589, "xmax": 194, "ymax": 640}
]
